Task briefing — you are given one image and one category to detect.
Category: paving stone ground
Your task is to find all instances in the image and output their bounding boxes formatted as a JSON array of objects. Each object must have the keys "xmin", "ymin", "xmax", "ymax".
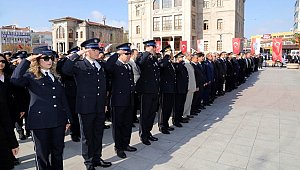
[{"xmin": 15, "ymin": 67, "xmax": 300, "ymax": 170}]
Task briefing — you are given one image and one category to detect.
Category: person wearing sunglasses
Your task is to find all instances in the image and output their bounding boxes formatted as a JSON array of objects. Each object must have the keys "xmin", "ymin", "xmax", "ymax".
[
  {"xmin": 105, "ymin": 43, "xmax": 137, "ymax": 159},
  {"xmin": 0, "ymin": 54, "xmax": 20, "ymax": 170},
  {"xmin": 62, "ymin": 38, "xmax": 112, "ymax": 170},
  {"xmin": 11, "ymin": 46, "xmax": 72, "ymax": 170}
]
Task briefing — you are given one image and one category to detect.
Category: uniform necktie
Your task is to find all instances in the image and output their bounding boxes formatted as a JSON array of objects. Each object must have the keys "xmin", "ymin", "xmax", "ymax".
[
  {"xmin": 45, "ymin": 72, "xmax": 53, "ymax": 82},
  {"xmin": 92, "ymin": 62, "xmax": 97, "ymax": 70}
]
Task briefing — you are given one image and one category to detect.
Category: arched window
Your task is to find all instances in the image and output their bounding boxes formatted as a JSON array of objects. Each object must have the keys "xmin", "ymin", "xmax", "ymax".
[
  {"xmin": 69, "ymin": 29, "xmax": 73, "ymax": 38},
  {"xmin": 153, "ymin": 0, "xmax": 160, "ymax": 10},
  {"xmin": 58, "ymin": 26, "xmax": 65, "ymax": 39},
  {"xmin": 56, "ymin": 28, "xmax": 59, "ymax": 39}
]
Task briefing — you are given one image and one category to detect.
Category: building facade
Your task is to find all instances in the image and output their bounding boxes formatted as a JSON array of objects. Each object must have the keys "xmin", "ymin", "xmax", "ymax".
[
  {"xmin": 0, "ymin": 25, "xmax": 32, "ymax": 53},
  {"xmin": 31, "ymin": 31, "xmax": 53, "ymax": 49},
  {"xmin": 128, "ymin": 0, "xmax": 245, "ymax": 53},
  {"xmin": 49, "ymin": 17, "xmax": 124, "ymax": 54},
  {"xmin": 294, "ymin": 0, "xmax": 300, "ymax": 32},
  {"xmin": 128, "ymin": 0, "xmax": 203, "ymax": 52},
  {"xmin": 203, "ymin": 0, "xmax": 245, "ymax": 52},
  {"xmin": 251, "ymin": 32, "xmax": 297, "ymax": 54}
]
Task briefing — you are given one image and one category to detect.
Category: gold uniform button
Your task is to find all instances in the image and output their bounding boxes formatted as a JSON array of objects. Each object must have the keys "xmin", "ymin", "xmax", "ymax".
[
  {"xmin": 52, "ymin": 87, "xmax": 56, "ymax": 90},
  {"xmin": 97, "ymin": 93, "xmax": 100, "ymax": 96},
  {"xmin": 53, "ymin": 96, "xmax": 56, "ymax": 99},
  {"xmin": 54, "ymin": 105, "xmax": 57, "ymax": 107}
]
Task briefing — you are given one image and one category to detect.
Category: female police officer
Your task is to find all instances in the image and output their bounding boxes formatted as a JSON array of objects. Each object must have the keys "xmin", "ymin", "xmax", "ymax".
[{"xmin": 11, "ymin": 46, "xmax": 71, "ymax": 170}]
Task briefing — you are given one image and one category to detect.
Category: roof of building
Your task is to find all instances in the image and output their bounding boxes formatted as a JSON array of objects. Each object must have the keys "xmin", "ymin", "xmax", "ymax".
[
  {"xmin": 49, "ymin": 16, "xmax": 123, "ymax": 30},
  {"xmin": 1, "ymin": 25, "xmax": 30, "ymax": 31}
]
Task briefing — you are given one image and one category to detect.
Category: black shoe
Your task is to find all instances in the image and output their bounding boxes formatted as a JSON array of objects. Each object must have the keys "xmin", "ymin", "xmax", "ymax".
[
  {"xmin": 187, "ymin": 115, "xmax": 194, "ymax": 118},
  {"xmin": 160, "ymin": 128, "xmax": 170, "ymax": 134},
  {"xmin": 104, "ymin": 125, "xmax": 110, "ymax": 129},
  {"xmin": 148, "ymin": 135, "xmax": 158, "ymax": 141},
  {"xmin": 141, "ymin": 138, "xmax": 151, "ymax": 145},
  {"xmin": 124, "ymin": 146, "xmax": 137, "ymax": 152},
  {"xmin": 173, "ymin": 122, "xmax": 183, "ymax": 127},
  {"xmin": 71, "ymin": 135, "xmax": 80, "ymax": 142},
  {"xmin": 167, "ymin": 127, "xmax": 175, "ymax": 131},
  {"xmin": 19, "ymin": 133, "xmax": 27, "ymax": 140},
  {"xmin": 93, "ymin": 159, "xmax": 112, "ymax": 168},
  {"xmin": 191, "ymin": 112, "xmax": 198, "ymax": 116},
  {"xmin": 13, "ymin": 157, "xmax": 20, "ymax": 165},
  {"xmin": 116, "ymin": 150, "xmax": 126, "ymax": 158},
  {"xmin": 86, "ymin": 165, "xmax": 95, "ymax": 170},
  {"xmin": 180, "ymin": 118, "xmax": 189, "ymax": 123}
]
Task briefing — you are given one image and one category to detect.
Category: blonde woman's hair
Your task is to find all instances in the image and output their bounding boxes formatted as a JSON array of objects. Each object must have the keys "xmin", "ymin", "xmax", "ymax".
[{"xmin": 28, "ymin": 59, "xmax": 60, "ymax": 80}]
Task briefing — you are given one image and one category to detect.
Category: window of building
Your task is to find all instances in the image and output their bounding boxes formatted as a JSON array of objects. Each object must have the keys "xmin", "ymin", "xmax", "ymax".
[
  {"xmin": 137, "ymin": 43, "xmax": 141, "ymax": 51},
  {"xmin": 56, "ymin": 29, "xmax": 59, "ymax": 39},
  {"xmin": 217, "ymin": 0, "xmax": 222, "ymax": 7},
  {"xmin": 174, "ymin": 15, "xmax": 182, "ymax": 30},
  {"xmin": 162, "ymin": 0, "xmax": 172, "ymax": 8},
  {"xmin": 99, "ymin": 32, "xmax": 103, "ymax": 38},
  {"xmin": 153, "ymin": 0, "xmax": 160, "ymax": 10},
  {"xmin": 69, "ymin": 29, "xmax": 73, "ymax": 38},
  {"xmin": 217, "ymin": 40, "xmax": 222, "ymax": 51},
  {"xmin": 136, "ymin": 25, "xmax": 141, "ymax": 34},
  {"xmin": 204, "ymin": 41, "xmax": 209, "ymax": 51},
  {"xmin": 76, "ymin": 32, "xmax": 78, "ymax": 39},
  {"xmin": 192, "ymin": 0, "xmax": 196, "ymax": 7},
  {"xmin": 110, "ymin": 33, "xmax": 113, "ymax": 41},
  {"xmin": 136, "ymin": 7, "xmax": 140, "ymax": 16},
  {"xmin": 192, "ymin": 15, "xmax": 196, "ymax": 30},
  {"xmin": 162, "ymin": 16, "xmax": 172, "ymax": 30},
  {"xmin": 80, "ymin": 31, "xmax": 83, "ymax": 38},
  {"xmin": 174, "ymin": 0, "xmax": 182, "ymax": 7},
  {"xmin": 58, "ymin": 26, "xmax": 65, "ymax": 39},
  {"xmin": 204, "ymin": 20, "xmax": 209, "ymax": 30},
  {"xmin": 204, "ymin": 1, "xmax": 210, "ymax": 8},
  {"xmin": 217, "ymin": 19, "xmax": 223, "ymax": 30},
  {"xmin": 91, "ymin": 31, "xmax": 95, "ymax": 38},
  {"xmin": 153, "ymin": 17, "xmax": 160, "ymax": 31}
]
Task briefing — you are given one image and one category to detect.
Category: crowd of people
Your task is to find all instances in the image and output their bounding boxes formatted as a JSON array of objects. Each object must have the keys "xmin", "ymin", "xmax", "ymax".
[{"xmin": 0, "ymin": 38, "xmax": 260, "ymax": 170}]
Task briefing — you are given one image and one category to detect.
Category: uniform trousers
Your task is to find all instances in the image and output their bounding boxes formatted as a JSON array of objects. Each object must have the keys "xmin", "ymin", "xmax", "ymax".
[
  {"xmin": 159, "ymin": 93, "xmax": 175, "ymax": 129},
  {"xmin": 31, "ymin": 125, "xmax": 65, "ymax": 170},
  {"xmin": 183, "ymin": 91, "xmax": 194, "ymax": 118},
  {"xmin": 139, "ymin": 93, "xmax": 159, "ymax": 140},
  {"xmin": 173, "ymin": 93, "xmax": 187, "ymax": 123},
  {"xmin": 78, "ymin": 113, "xmax": 105, "ymax": 167},
  {"xmin": 112, "ymin": 106, "xmax": 133, "ymax": 150}
]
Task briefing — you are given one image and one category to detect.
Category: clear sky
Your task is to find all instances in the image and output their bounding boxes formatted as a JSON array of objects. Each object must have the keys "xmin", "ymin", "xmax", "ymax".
[{"xmin": 0, "ymin": 0, "xmax": 295, "ymax": 38}]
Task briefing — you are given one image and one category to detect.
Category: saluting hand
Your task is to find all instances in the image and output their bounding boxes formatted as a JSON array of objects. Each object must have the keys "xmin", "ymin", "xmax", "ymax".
[
  {"xmin": 77, "ymin": 49, "xmax": 92, "ymax": 56},
  {"xmin": 26, "ymin": 54, "xmax": 42, "ymax": 62},
  {"xmin": 20, "ymin": 112, "xmax": 25, "ymax": 118}
]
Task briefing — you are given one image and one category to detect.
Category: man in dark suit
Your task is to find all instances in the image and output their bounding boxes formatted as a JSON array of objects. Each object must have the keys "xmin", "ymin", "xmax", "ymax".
[
  {"xmin": 105, "ymin": 43, "xmax": 137, "ymax": 159},
  {"xmin": 158, "ymin": 45, "xmax": 176, "ymax": 134},
  {"xmin": 62, "ymin": 38, "xmax": 111, "ymax": 170},
  {"xmin": 135, "ymin": 40, "xmax": 159, "ymax": 145},
  {"xmin": 173, "ymin": 52, "xmax": 189, "ymax": 127},
  {"xmin": 56, "ymin": 46, "xmax": 81, "ymax": 142},
  {"xmin": 191, "ymin": 53, "xmax": 204, "ymax": 115},
  {"xmin": 217, "ymin": 52, "xmax": 227, "ymax": 95}
]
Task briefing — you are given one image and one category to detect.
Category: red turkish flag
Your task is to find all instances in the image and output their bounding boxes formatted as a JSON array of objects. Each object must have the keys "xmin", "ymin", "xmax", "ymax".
[
  {"xmin": 250, "ymin": 38, "xmax": 256, "ymax": 55},
  {"xmin": 155, "ymin": 41, "xmax": 161, "ymax": 53},
  {"xmin": 272, "ymin": 38, "xmax": 283, "ymax": 62},
  {"xmin": 232, "ymin": 38, "xmax": 241, "ymax": 54},
  {"xmin": 180, "ymin": 41, "xmax": 187, "ymax": 53},
  {"xmin": 99, "ymin": 43, "xmax": 106, "ymax": 47}
]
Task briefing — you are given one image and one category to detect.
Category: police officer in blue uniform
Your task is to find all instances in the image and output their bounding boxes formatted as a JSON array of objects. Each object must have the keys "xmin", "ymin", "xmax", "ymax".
[
  {"xmin": 11, "ymin": 46, "xmax": 72, "ymax": 170},
  {"xmin": 56, "ymin": 46, "xmax": 81, "ymax": 142},
  {"xmin": 136, "ymin": 40, "xmax": 159, "ymax": 145},
  {"xmin": 62, "ymin": 38, "xmax": 112, "ymax": 170},
  {"xmin": 173, "ymin": 52, "xmax": 189, "ymax": 127},
  {"xmin": 158, "ymin": 45, "xmax": 176, "ymax": 134},
  {"xmin": 106, "ymin": 43, "xmax": 137, "ymax": 159}
]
